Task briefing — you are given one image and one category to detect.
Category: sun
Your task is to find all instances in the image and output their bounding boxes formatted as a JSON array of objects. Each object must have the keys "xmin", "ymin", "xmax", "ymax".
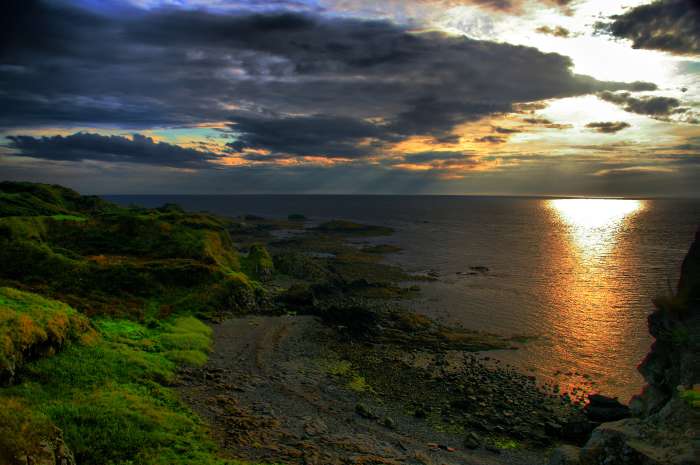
[{"xmin": 547, "ymin": 198, "xmax": 645, "ymax": 257}]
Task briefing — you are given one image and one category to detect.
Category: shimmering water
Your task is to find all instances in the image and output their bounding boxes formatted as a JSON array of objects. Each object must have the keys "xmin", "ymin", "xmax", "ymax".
[{"xmin": 108, "ymin": 195, "xmax": 700, "ymax": 401}]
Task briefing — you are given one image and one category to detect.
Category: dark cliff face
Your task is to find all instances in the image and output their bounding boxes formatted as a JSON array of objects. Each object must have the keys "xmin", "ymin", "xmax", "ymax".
[
  {"xmin": 633, "ymin": 229, "xmax": 700, "ymax": 416},
  {"xmin": 678, "ymin": 230, "xmax": 700, "ymax": 308}
]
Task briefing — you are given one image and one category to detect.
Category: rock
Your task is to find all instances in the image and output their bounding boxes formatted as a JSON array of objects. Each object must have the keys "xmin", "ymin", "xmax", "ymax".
[
  {"xmin": 15, "ymin": 426, "xmax": 76, "ymax": 465},
  {"xmin": 548, "ymin": 445, "xmax": 581, "ymax": 465},
  {"xmin": 303, "ymin": 418, "xmax": 328, "ymax": 437},
  {"xmin": 560, "ymin": 419, "xmax": 597, "ymax": 445},
  {"xmin": 581, "ymin": 418, "xmax": 677, "ymax": 465},
  {"xmin": 382, "ymin": 417, "xmax": 396, "ymax": 429},
  {"xmin": 585, "ymin": 394, "xmax": 630, "ymax": 422},
  {"xmin": 463, "ymin": 432, "xmax": 481, "ymax": 449},
  {"xmin": 545, "ymin": 421, "xmax": 562, "ymax": 437},
  {"xmin": 586, "ymin": 405, "xmax": 630, "ymax": 423},
  {"xmin": 355, "ymin": 403, "xmax": 378, "ymax": 420},
  {"xmin": 485, "ymin": 444, "xmax": 501, "ymax": 454},
  {"xmin": 413, "ymin": 407, "xmax": 427, "ymax": 419},
  {"xmin": 449, "ymin": 399, "xmax": 471, "ymax": 410}
]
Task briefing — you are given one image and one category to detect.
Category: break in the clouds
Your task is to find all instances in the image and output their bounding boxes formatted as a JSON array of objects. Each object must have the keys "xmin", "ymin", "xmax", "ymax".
[
  {"xmin": 1, "ymin": 0, "xmax": 699, "ymax": 196},
  {"xmin": 596, "ymin": 0, "xmax": 700, "ymax": 56}
]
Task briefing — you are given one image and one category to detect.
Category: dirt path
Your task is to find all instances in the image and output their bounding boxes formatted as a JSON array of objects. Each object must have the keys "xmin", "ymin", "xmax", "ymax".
[{"xmin": 178, "ymin": 316, "xmax": 546, "ymax": 465}]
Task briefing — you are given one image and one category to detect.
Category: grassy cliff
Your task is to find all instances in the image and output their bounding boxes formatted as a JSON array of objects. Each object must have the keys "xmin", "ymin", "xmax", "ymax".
[
  {"xmin": 0, "ymin": 182, "xmax": 262, "ymax": 320},
  {"xmin": 0, "ymin": 182, "xmax": 273, "ymax": 465}
]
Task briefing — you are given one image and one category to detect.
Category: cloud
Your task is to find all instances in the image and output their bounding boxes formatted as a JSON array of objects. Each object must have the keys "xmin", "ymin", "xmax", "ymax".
[
  {"xmin": 595, "ymin": 0, "xmax": 700, "ymax": 56},
  {"xmin": 585, "ymin": 121, "xmax": 631, "ymax": 134},
  {"xmin": 523, "ymin": 117, "xmax": 572, "ymax": 129},
  {"xmin": 475, "ymin": 135, "xmax": 507, "ymax": 143},
  {"xmin": 323, "ymin": 0, "xmax": 576, "ymax": 18},
  {"xmin": 596, "ymin": 91, "xmax": 699, "ymax": 122},
  {"xmin": 492, "ymin": 126, "xmax": 521, "ymax": 134},
  {"xmin": 5, "ymin": 132, "xmax": 219, "ymax": 168},
  {"xmin": 535, "ymin": 25, "xmax": 570, "ymax": 38},
  {"xmin": 0, "ymin": 1, "xmax": 656, "ymax": 162},
  {"xmin": 593, "ymin": 166, "xmax": 676, "ymax": 177},
  {"xmin": 227, "ymin": 114, "xmax": 391, "ymax": 159},
  {"xmin": 401, "ymin": 151, "xmax": 473, "ymax": 163}
]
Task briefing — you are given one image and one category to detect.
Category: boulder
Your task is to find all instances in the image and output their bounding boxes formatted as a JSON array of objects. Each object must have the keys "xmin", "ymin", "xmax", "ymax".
[
  {"xmin": 549, "ymin": 445, "xmax": 581, "ymax": 465},
  {"xmin": 579, "ymin": 412, "xmax": 697, "ymax": 465},
  {"xmin": 10, "ymin": 426, "xmax": 76, "ymax": 465},
  {"xmin": 463, "ymin": 432, "xmax": 481, "ymax": 449},
  {"xmin": 585, "ymin": 394, "xmax": 630, "ymax": 422},
  {"xmin": 355, "ymin": 403, "xmax": 378, "ymax": 420}
]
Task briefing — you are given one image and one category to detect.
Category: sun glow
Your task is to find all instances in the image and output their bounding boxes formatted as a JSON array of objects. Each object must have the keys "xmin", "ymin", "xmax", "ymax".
[{"xmin": 548, "ymin": 198, "xmax": 645, "ymax": 257}]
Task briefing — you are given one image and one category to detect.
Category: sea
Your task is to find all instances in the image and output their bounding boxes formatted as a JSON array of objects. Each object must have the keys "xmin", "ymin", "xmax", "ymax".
[{"xmin": 107, "ymin": 195, "xmax": 700, "ymax": 402}]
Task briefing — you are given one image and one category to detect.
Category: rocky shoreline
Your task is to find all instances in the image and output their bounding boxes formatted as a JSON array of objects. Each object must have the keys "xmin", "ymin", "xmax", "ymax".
[
  {"xmin": 174, "ymin": 213, "xmax": 666, "ymax": 464},
  {"xmin": 178, "ymin": 215, "xmax": 698, "ymax": 465},
  {"xmin": 1, "ymin": 182, "xmax": 695, "ymax": 465}
]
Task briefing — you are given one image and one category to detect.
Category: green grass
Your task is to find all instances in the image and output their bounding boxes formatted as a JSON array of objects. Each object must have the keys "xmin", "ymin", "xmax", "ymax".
[
  {"xmin": 51, "ymin": 214, "xmax": 87, "ymax": 222},
  {"xmin": 0, "ymin": 183, "xmax": 277, "ymax": 464},
  {"xmin": 681, "ymin": 388, "xmax": 700, "ymax": 408},
  {"xmin": 492, "ymin": 438, "xmax": 520, "ymax": 450},
  {"xmin": 324, "ymin": 359, "xmax": 374, "ymax": 393},
  {"xmin": 0, "ymin": 312, "xmax": 259, "ymax": 465}
]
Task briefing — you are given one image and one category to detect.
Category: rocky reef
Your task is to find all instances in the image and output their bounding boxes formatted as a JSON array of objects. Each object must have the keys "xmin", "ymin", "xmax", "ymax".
[{"xmin": 551, "ymin": 230, "xmax": 700, "ymax": 464}]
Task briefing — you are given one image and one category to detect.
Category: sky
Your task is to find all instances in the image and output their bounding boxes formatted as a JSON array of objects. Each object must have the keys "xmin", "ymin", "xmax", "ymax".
[{"xmin": 1, "ymin": 0, "xmax": 699, "ymax": 196}]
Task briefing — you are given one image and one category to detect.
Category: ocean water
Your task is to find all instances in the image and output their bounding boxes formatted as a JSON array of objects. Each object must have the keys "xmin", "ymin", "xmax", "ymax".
[{"xmin": 108, "ymin": 195, "xmax": 700, "ymax": 401}]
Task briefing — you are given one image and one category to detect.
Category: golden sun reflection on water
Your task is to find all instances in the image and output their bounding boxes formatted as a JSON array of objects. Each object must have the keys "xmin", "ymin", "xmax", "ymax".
[
  {"xmin": 548, "ymin": 199, "xmax": 645, "ymax": 259},
  {"xmin": 540, "ymin": 198, "xmax": 647, "ymax": 400}
]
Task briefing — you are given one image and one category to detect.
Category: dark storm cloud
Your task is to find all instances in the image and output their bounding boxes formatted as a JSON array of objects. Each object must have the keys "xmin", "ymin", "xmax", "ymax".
[
  {"xmin": 2, "ymin": 1, "xmax": 655, "ymax": 161},
  {"xmin": 401, "ymin": 151, "xmax": 474, "ymax": 163},
  {"xmin": 6, "ymin": 132, "xmax": 218, "ymax": 168},
  {"xmin": 595, "ymin": 0, "xmax": 700, "ymax": 55},
  {"xmin": 226, "ymin": 114, "xmax": 391, "ymax": 159},
  {"xmin": 585, "ymin": 121, "xmax": 631, "ymax": 134},
  {"xmin": 597, "ymin": 91, "xmax": 682, "ymax": 117}
]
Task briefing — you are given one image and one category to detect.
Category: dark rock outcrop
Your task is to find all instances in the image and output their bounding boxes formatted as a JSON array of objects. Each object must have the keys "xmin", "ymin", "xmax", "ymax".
[{"xmin": 585, "ymin": 394, "xmax": 630, "ymax": 422}]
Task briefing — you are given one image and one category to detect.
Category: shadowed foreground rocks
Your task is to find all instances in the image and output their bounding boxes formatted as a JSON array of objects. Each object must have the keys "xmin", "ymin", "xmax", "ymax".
[{"xmin": 550, "ymin": 230, "xmax": 700, "ymax": 464}]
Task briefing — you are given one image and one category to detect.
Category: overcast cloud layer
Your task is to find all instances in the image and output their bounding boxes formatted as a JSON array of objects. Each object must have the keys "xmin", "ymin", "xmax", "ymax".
[{"xmin": 1, "ymin": 0, "xmax": 699, "ymax": 196}]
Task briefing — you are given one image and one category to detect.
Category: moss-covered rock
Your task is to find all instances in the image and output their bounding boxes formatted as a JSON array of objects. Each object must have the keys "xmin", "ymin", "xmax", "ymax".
[
  {"xmin": 0, "ymin": 288, "xmax": 94, "ymax": 385},
  {"xmin": 0, "ymin": 398, "xmax": 76, "ymax": 465},
  {"xmin": 243, "ymin": 244, "xmax": 274, "ymax": 281}
]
